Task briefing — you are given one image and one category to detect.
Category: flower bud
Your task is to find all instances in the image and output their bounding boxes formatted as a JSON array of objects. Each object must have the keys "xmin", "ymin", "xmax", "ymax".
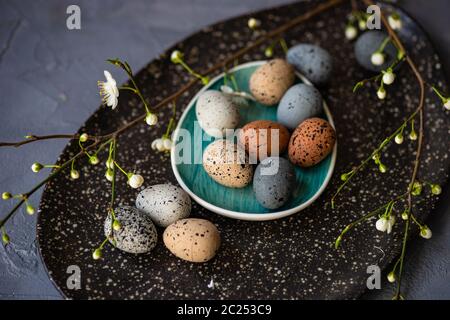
[
  {"xmin": 112, "ymin": 220, "xmax": 122, "ymax": 231},
  {"xmin": 431, "ymin": 184, "xmax": 442, "ymax": 195},
  {"xmin": 345, "ymin": 25, "xmax": 357, "ymax": 40},
  {"xmin": 444, "ymin": 99, "xmax": 450, "ymax": 111},
  {"xmin": 92, "ymin": 248, "xmax": 102, "ymax": 260},
  {"xmin": 2, "ymin": 232, "xmax": 10, "ymax": 244},
  {"xmin": 376, "ymin": 217, "xmax": 388, "ymax": 232},
  {"xmin": 26, "ymin": 204, "xmax": 35, "ymax": 215},
  {"xmin": 379, "ymin": 163, "xmax": 387, "ymax": 173},
  {"xmin": 409, "ymin": 130, "xmax": 417, "ymax": 140},
  {"xmin": 411, "ymin": 181, "xmax": 422, "ymax": 196},
  {"xmin": 70, "ymin": 169, "xmax": 80, "ymax": 180},
  {"xmin": 387, "ymin": 271, "xmax": 396, "ymax": 283},
  {"xmin": 31, "ymin": 162, "xmax": 43, "ymax": 173},
  {"xmin": 358, "ymin": 19, "xmax": 367, "ymax": 30},
  {"xmin": 377, "ymin": 87, "xmax": 386, "ymax": 100},
  {"xmin": 420, "ymin": 226, "xmax": 432, "ymax": 239},
  {"xmin": 340, "ymin": 173, "xmax": 349, "ymax": 181},
  {"xmin": 162, "ymin": 138, "xmax": 173, "ymax": 150},
  {"xmin": 79, "ymin": 133, "xmax": 89, "ymax": 142},
  {"xmin": 394, "ymin": 133, "xmax": 404, "ymax": 144},
  {"xmin": 128, "ymin": 174, "xmax": 144, "ymax": 189},
  {"xmin": 382, "ymin": 70, "xmax": 396, "ymax": 85},
  {"xmin": 2, "ymin": 192, "xmax": 12, "ymax": 200},
  {"xmin": 247, "ymin": 18, "xmax": 260, "ymax": 29},
  {"xmin": 401, "ymin": 211, "xmax": 408, "ymax": 220},
  {"xmin": 145, "ymin": 113, "xmax": 158, "ymax": 126},
  {"xmin": 89, "ymin": 155, "xmax": 99, "ymax": 165},
  {"xmin": 388, "ymin": 14, "xmax": 402, "ymax": 30},
  {"xmin": 105, "ymin": 169, "xmax": 114, "ymax": 182},
  {"xmin": 371, "ymin": 52, "xmax": 384, "ymax": 66},
  {"xmin": 170, "ymin": 50, "xmax": 183, "ymax": 64},
  {"xmin": 264, "ymin": 47, "xmax": 273, "ymax": 58},
  {"xmin": 105, "ymin": 158, "xmax": 114, "ymax": 170}
]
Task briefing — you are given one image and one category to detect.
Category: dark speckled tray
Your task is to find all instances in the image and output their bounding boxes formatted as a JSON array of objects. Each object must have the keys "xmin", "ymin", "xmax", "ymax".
[{"xmin": 36, "ymin": 0, "xmax": 449, "ymax": 299}]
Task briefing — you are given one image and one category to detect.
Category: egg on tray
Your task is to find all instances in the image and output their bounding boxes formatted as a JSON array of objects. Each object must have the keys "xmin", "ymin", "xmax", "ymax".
[
  {"xmin": 238, "ymin": 120, "xmax": 290, "ymax": 162},
  {"xmin": 196, "ymin": 90, "xmax": 240, "ymax": 138},
  {"xmin": 249, "ymin": 58, "xmax": 295, "ymax": 105},
  {"xmin": 202, "ymin": 139, "xmax": 254, "ymax": 188}
]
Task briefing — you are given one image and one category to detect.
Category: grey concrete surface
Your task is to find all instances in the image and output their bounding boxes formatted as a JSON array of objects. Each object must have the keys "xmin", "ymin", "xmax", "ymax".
[{"xmin": 0, "ymin": 0, "xmax": 448, "ymax": 300}]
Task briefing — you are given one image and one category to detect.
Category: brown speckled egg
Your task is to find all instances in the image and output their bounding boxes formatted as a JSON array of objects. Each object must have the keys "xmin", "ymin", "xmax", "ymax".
[
  {"xmin": 288, "ymin": 118, "xmax": 336, "ymax": 167},
  {"xmin": 238, "ymin": 120, "xmax": 290, "ymax": 162},
  {"xmin": 203, "ymin": 139, "xmax": 253, "ymax": 188},
  {"xmin": 163, "ymin": 218, "xmax": 221, "ymax": 263},
  {"xmin": 249, "ymin": 59, "xmax": 295, "ymax": 105}
]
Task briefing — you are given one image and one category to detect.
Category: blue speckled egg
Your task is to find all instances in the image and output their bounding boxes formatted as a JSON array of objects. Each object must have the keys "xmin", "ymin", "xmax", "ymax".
[
  {"xmin": 286, "ymin": 44, "xmax": 332, "ymax": 85},
  {"xmin": 277, "ymin": 83, "xmax": 323, "ymax": 130},
  {"xmin": 354, "ymin": 31, "xmax": 397, "ymax": 72},
  {"xmin": 253, "ymin": 157, "xmax": 296, "ymax": 209}
]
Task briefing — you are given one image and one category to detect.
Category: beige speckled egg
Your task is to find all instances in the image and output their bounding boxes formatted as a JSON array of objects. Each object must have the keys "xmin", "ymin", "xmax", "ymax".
[
  {"xmin": 288, "ymin": 117, "xmax": 336, "ymax": 167},
  {"xmin": 249, "ymin": 59, "xmax": 295, "ymax": 105},
  {"xmin": 238, "ymin": 120, "xmax": 290, "ymax": 162},
  {"xmin": 203, "ymin": 139, "xmax": 254, "ymax": 188},
  {"xmin": 163, "ymin": 218, "xmax": 221, "ymax": 263}
]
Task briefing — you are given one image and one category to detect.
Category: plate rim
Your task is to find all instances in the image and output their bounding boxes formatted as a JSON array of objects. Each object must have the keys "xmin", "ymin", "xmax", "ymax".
[{"xmin": 171, "ymin": 60, "xmax": 337, "ymax": 221}]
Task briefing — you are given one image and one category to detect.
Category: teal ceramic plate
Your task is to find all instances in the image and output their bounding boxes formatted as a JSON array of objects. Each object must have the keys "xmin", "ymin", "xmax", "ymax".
[{"xmin": 171, "ymin": 61, "xmax": 336, "ymax": 221}]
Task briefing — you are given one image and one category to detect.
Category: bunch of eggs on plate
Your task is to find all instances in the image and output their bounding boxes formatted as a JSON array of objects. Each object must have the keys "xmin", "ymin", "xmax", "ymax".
[
  {"xmin": 198, "ymin": 44, "xmax": 336, "ymax": 209},
  {"xmin": 104, "ymin": 184, "xmax": 220, "ymax": 263}
]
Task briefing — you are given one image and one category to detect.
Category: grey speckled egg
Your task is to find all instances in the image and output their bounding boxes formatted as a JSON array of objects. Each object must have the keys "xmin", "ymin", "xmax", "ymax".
[
  {"xmin": 354, "ymin": 31, "xmax": 397, "ymax": 72},
  {"xmin": 203, "ymin": 139, "xmax": 253, "ymax": 188},
  {"xmin": 104, "ymin": 206, "xmax": 157, "ymax": 254},
  {"xmin": 253, "ymin": 157, "xmax": 296, "ymax": 209},
  {"xmin": 286, "ymin": 44, "xmax": 332, "ymax": 85},
  {"xmin": 277, "ymin": 83, "xmax": 323, "ymax": 130},
  {"xmin": 136, "ymin": 184, "xmax": 191, "ymax": 228},
  {"xmin": 196, "ymin": 90, "xmax": 240, "ymax": 138}
]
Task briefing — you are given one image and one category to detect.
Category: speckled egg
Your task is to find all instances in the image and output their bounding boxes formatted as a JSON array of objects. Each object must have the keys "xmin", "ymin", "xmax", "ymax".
[
  {"xmin": 136, "ymin": 184, "xmax": 191, "ymax": 228},
  {"xmin": 277, "ymin": 83, "xmax": 323, "ymax": 130},
  {"xmin": 104, "ymin": 206, "xmax": 157, "ymax": 254},
  {"xmin": 286, "ymin": 44, "xmax": 333, "ymax": 85},
  {"xmin": 238, "ymin": 120, "xmax": 290, "ymax": 162},
  {"xmin": 249, "ymin": 59, "xmax": 295, "ymax": 105},
  {"xmin": 196, "ymin": 90, "xmax": 240, "ymax": 138},
  {"xmin": 253, "ymin": 157, "xmax": 296, "ymax": 209},
  {"xmin": 288, "ymin": 118, "xmax": 336, "ymax": 167},
  {"xmin": 354, "ymin": 31, "xmax": 397, "ymax": 72},
  {"xmin": 203, "ymin": 139, "xmax": 253, "ymax": 188},
  {"xmin": 163, "ymin": 218, "xmax": 221, "ymax": 263}
]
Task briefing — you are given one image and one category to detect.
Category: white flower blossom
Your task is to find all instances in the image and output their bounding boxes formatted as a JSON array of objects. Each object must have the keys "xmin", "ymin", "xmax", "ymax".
[
  {"xmin": 388, "ymin": 15, "xmax": 402, "ymax": 30},
  {"xmin": 377, "ymin": 87, "xmax": 386, "ymax": 100},
  {"xmin": 386, "ymin": 216, "xmax": 395, "ymax": 234},
  {"xmin": 376, "ymin": 217, "xmax": 388, "ymax": 232},
  {"xmin": 105, "ymin": 169, "xmax": 114, "ymax": 182},
  {"xmin": 151, "ymin": 138, "xmax": 165, "ymax": 152},
  {"xmin": 345, "ymin": 25, "xmax": 357, "ymax": 40},
  {"xmin": 371, "ymin": 52, "xmax": 385, "ymax": 66},
  {"xmin": 394, "ymin": 133, "xmax": 404, "ymax": 144},
  {"xmin": 145, "ymin": 113, "xmax": 158, "ymax": 126},
  {"xmin": 98, "ymin": 70, "xmax": 119, "ymax": 109},
  {"xmin": 382, "ymin": 70, "xmax": 396, "ymax": 85},
  {"xmin": 128, "ymin": 174, "xmax": 144, "ymax": 189}
]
